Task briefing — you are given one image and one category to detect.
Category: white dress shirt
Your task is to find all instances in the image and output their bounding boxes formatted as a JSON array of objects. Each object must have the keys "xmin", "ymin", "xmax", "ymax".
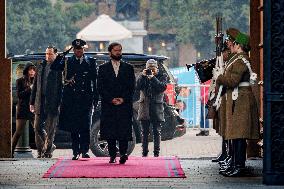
[{"xmin": 111, "ymin": 60, "xmax": 120, "ymax": 77}]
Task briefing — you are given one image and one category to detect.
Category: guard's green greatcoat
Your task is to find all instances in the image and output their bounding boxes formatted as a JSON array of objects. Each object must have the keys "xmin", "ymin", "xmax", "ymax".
[{"xmin": 217, "ymin": 52, "xmax": 260, "ymax": 140}]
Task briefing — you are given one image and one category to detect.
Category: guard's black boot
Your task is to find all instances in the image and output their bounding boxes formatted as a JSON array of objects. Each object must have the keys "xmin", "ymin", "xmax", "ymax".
[
  {"xmin": 212, "ymin": 139, "xmax": 228, "ymax": 162},
  {"xmin": 219, "ymin": 157, "xmax": 232, "ymax": 171},
  {"xmin": 219, "ymin": 139, "xmax": 233, "ymax": 165},
  {"xmin": 223, "ymin": 139, "xmax": 246, "ymax": 177},
  {"xmin": 220, "ymin": 140, "xmax": 236, "ymax": 175},
  {"xmin": 219, "ymin": 156, "xmax": 231, "ymax": 166}
]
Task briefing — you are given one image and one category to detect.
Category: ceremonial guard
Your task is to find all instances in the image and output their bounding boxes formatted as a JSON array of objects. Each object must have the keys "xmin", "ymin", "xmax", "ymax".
[
  {"xmin": 216, "ymin": 31, "xmax": 259, "ymax": 176},
  {"xmin": 212, "ymin": 28, "xmax": 240, "ymax": 164},
  {"xmin": 51, "ymin": 39, "xmax": 99, "ymax": 160}
]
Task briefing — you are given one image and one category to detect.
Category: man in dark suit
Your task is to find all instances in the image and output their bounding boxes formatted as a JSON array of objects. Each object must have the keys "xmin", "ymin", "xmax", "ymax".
[
  {"xmin": 51, "ymin": 39, "xmax": 99, "ymax": 160},
  {"xmin": 97, "ymin": 42, "xmax": 135, "ymax": 164},
  {"xmin": 30, "ymin": 46, "xmax": 62, "ymax": 158}
]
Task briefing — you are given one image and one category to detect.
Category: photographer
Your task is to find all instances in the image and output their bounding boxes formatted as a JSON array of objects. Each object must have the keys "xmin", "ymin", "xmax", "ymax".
[{"xmin": 136, "ymin": 59, "xmax": 167, "ymax": 157}]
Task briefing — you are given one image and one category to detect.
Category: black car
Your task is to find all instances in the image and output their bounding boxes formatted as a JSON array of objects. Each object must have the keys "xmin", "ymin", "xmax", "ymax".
[{"xmin": 11, "ymin": 52, "xmax": 186, "ymax": 156}]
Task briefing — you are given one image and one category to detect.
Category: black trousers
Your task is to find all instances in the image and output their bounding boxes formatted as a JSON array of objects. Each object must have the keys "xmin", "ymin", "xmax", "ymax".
[
  {"xmin": 71, "ymin": 130, "xmax": 90, "ymax": 155},
  {"xmin": 141, "ymin": 120, "xmax": 162, "ymax": 154},
  {"xmin": 107, "ymin": 139, "xmax": 128, "ymax": 158}
]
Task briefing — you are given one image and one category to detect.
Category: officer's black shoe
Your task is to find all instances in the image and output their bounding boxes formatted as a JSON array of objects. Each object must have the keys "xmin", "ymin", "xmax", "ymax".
[
  {"xmin": 142, "ymin": 152, "xmax": 148, "ymax": 157},
  {"xmin": 154, "ymin": 153, "xmax": 159, "ymax": 157},
  {"xmin": 109, "ymin": 157, "xmax": 116, "ymax": 163},
  {"xmin": 119, "ymin": 155, "xmax": 128, "ymax": 164},
  {"xmin": 82, "ymin": 153, "xmax": 90, "ymax": 158},
  {"xmin": 72, "ymin": 154, "xmax": 80, "ymax": 160}
]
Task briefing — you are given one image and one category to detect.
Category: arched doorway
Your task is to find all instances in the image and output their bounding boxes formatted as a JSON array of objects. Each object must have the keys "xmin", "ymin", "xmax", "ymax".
[{"xmin": 0, "ymin": 0, "xmax": 283, "ymax": 185}]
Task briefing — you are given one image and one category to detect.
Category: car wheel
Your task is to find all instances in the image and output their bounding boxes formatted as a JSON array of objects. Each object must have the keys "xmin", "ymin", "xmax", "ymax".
[{"xmin": 90, "ymin": 120, "xmax": 136, "ymax": 157}]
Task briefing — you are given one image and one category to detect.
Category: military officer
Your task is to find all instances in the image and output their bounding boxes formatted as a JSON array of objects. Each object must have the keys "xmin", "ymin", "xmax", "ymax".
[{"xmin": 51, "ymin": 39, "xmax": 99, "ymax": 160}]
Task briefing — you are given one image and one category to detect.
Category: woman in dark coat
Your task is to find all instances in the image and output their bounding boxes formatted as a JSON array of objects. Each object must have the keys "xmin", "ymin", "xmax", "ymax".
[{"xmin": 12, "ymin": 63, "xmax": 36, "ymax": 156}]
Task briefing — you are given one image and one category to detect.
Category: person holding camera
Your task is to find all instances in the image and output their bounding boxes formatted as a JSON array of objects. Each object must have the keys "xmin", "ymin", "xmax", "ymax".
[{"xmin": 136, "ymin": 59, "xmax": 168, "ymax": 157}]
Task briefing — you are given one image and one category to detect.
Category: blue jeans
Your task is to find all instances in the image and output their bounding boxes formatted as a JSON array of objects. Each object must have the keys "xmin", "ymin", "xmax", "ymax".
[{"xmin": 200, "ymin": 103, "xmax": 209, "ymax": 129}]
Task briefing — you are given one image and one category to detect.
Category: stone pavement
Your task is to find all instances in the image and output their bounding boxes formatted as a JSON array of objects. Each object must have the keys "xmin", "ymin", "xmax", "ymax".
[
  {"xmin": 0, "ymin": 129, "xmax": 282, "ymax": 188},
  {"xmin": 29, "ymin": 128, "xmax": 222, "ymax": 159}
]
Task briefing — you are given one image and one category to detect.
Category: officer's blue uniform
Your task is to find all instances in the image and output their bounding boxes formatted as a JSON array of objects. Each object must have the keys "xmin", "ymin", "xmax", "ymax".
[{"xmin": 51, "ymin": 39, "xmax": 98, "ymax": 159}]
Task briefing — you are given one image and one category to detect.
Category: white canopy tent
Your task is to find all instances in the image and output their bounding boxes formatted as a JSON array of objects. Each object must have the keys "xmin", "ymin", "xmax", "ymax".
[{"xmin": 76, "ymin": 14, "xmax": 132, "ymax": 41}]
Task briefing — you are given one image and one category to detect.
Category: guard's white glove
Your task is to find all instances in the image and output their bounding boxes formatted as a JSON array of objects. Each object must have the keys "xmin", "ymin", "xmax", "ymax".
[{"xmin": 250, "ymin": 73, "xmax": 257, "ymax": 84}]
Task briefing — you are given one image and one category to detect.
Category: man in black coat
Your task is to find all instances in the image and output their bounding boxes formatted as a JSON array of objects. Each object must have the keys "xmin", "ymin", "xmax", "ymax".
[
  {"xmin": 136, "ymin": 59, "xmax": 167, "ymax": 157},
  {"xmin": 30, "ymin": 46, "xmax": 62, "ymax": 158},
  {"xmin": 51, "ymin": 39, "xmax": 99, "ymax": 160},
  {"xmin": 97, "ymin": 42, "xmax": 135, "ymax": 164}
]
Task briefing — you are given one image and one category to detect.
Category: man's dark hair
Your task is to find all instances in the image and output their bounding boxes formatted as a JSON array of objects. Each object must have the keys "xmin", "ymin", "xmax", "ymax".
[
  {"xmin": 108, "ymin": 42, "xmax": 122, "ymax": 52},
  {"xmin": 47, "ymin": 45, "xmax": 58, "ymax": 53}
]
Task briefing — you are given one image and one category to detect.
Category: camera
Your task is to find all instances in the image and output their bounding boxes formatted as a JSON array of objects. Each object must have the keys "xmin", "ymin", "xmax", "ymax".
[{"xmin": 146, "ymin": 69, "xmax": 152, "ymax": 75}]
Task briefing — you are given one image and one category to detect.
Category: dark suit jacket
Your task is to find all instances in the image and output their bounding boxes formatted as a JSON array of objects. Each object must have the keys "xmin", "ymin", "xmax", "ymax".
[
  {"xmin": 30, "ymin": 60, "xmax": 62, "ymax": 115},
  {"xmin": 97, "ymin": 60, "xmax": 135, "ymax": 141},
  {"xmin": 16, "ymin": 76, "xmax": 34, "ymax": 119},
  {"xmin": 51, "ymin": 55, "xmax": 98, "ymax": 132}
]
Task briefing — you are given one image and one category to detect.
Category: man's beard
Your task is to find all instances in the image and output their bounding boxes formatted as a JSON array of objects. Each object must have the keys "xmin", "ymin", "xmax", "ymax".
[{"xmin": 111, "ymin": 54, "xmax": 122, "ymax": 61}]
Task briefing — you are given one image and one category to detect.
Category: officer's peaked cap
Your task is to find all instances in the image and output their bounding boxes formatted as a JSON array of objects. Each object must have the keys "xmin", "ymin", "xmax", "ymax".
[{"xmin": 72, "ymin": 39, "xmax": 86, "ymax": 49}]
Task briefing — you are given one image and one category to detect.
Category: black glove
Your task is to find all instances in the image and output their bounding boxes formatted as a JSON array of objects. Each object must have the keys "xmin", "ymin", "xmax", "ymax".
[{"xmin": 62, "ymin": 46, "xmax": 73, "ymax": 56}]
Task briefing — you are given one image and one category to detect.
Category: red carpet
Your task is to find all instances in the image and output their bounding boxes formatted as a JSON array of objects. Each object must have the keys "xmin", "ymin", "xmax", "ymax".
[{"xmin": 43, "ymin": 156, "xmax": 186, "ymax": 178}]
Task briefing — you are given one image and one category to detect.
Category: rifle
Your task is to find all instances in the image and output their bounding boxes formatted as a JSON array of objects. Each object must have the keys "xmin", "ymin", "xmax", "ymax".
[{"xmin": 206, "ymin": 17, "xmax": 225, "ymax": 117}]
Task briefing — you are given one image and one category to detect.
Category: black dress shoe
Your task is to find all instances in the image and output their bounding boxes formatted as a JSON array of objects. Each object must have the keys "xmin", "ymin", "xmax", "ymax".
[
  {"xmin": 142, "ymin": 152, "xmax": 148, "ymax": 157},
  {"xmin": 72, "ymin": 154, "xmax": 80, "ymax": 160},
  {"xmin": 109, "ymin": 157, "xmax": 116, "ymax": 163},
  {"xmin": 82, "ymin": 153, "xmax": 90, "ymax": 158},
  {"xmin": 119, "ymin": 155, "xmax": 128, "ymax": 164}
]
